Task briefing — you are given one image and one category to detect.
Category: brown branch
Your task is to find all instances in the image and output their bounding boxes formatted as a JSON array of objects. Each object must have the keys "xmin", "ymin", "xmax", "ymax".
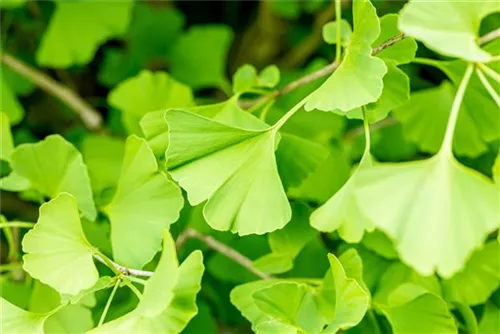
[
  {"xmin": 479, "ymin": 27, "xmax": 500, "ymax": 46},
  {"xmin": 93, "ymin": 254, "xmax": 154, "ymax": 277},
  {"xmin": 1, "ymin": 53, "xmax": 103, "ymax": 131},
  {"xmin": 176, "ymin": 228, "xmax": 273, "ymax": 280},
  {"xmin": 241, "ymin": 33, "xmax": 407, "ymax": 109}
]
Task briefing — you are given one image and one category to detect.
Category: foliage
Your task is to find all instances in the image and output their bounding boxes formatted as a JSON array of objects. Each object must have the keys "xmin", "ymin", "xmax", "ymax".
[{"xmin": 1, "ymin": 0, "xmax": 499, "ymax": 333}]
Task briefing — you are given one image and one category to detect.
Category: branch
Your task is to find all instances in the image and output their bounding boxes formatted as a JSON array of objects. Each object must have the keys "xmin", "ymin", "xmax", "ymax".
[
  {"xmin": 93, "ymin": 254, "xmax": 153, "ymax": 277},
  {"xmin": 1, "ymin": 53, "xmax": 103, "ymax": 131},
  {"xmin": 241, "ymin": 33, "xmax": 407, "ymax": 109},
  {"xmin": 344, "ymin": 116, "xmax": 398, "ymax": 140},
  {"xmin": 176, "ymin": 228, "xmax": 273, "ymax": 280},
  {"xmin": 479, "ymin": 27, "xmax": 500, "ymax": 46}
]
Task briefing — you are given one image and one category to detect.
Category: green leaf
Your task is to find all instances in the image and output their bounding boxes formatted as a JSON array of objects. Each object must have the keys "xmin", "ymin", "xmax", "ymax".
[
  {"xmin": 399, "ymin": 0, "xmax": 498, "ymax": 62},
  {"xmin": 104, "ymin": 135, "xmax": 183, "ymax": 269},
  {"xmin": 0, "ymin": 0, "xmax": 26, "ymax": 9},
  {"xmin": 37, "ymin": 1, "xmax": 133, "ymax": 67},
  {"xmin": 374, "ymin": 14, "xmax": 417, "ymax": 65},
  {"xmin": 310, "ymin": 154, "xmax": 374, "ymax": 243},
  {"xmin": 89, "ymin": 230, "xmax": 204, "ymax": 333},
  {"xmin": 233, "ymin": 64, "xmax": 258, "ymax": 94},
  {"xmin": 165, "ymin": 109, "xmax": 290, "ymax": 235},
  {"xmin": 1, "ymin": 298, "xmax": 49, "ymax": 334},
  {"xmin": 356, "ymin": 153, "xmax": 500, "ymax": 278},
  {"xmin": 1, "ymin": 74, "xmax": 24, "ymax": 125},
  {"xmin": 478, "ymin": 302, "xmax": 500, "ymax": 334},
  {"xmin": 22, "ymin": 194, "xmax": 99, "ymax": 295},
  {"xmin": 494, "ymin": 150, "xmax": 500, "ymax": 184},
  {"xmin": 10, "ymin": 135, "xmax": 96, "ymax": 220},
  {"xmin": 108, "ymin": 70, "xmax": 195, "ymax": 134},
  {"xmin": 0, "ymin": 171, "xmax": 31, "ymax": 192},
  {"xmin": 169, "ymin": 25, "xmax": 233, "ymax": 90},
  {"xmin": 258, "ymin": 65, "xmax": 280, "ymax": 88},
  {"xmin": 305, "ymin": 0, "xmax": 387, "ymax": 112},
  {"xmin": 361, "ymin": 230, "xmax": 398, "ymax": 260},
  {"xmin": 0, "ymin": 112, "xmax": 14, "ymax": 162},
  {"xmin": 441, "ymin": 242, "xmax": 500, "ymax": 306},
  {"xmin": 322, "ymin": 20, "xmax": 352, "ymax": 46},
  {"xmin": 380, "ymin": 283, "xmax": 457, "ymax": 334}
]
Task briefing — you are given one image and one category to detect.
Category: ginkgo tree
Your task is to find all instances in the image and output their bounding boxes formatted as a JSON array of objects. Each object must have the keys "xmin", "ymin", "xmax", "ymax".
[{"xmin": 1, "ymin": 0, "xmax": 499, "ymax": 333}]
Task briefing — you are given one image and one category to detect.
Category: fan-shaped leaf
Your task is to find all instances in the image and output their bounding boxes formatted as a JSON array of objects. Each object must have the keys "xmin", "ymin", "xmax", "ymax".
[
  {"xmin": 10, "ymin": 135, "xmax": 96, "ymax": 220},
  {"xmin": 104, "ymin": 135, "xmax": 183, "ymax": 269},
  {"xmin": 1, "ymin": 298, "xmax": 50, "ymax": 334},
  {"xmin": 22, "ymin": 194, "xmax": 99, "ymax": 295}
]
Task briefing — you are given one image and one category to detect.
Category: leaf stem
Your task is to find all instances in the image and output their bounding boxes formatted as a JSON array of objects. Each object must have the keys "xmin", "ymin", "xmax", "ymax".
[
  {"xmin": 368, "ymin": 309, "xmax": 382, "ymax": 334},
  {"xmin": 0, "ymin": 221, "xmax": 35, "ymax": 229},
  {"xmin": 476, "ymin": 67, "xmax": 500, "ymax": 106},
  {"xmin": 454, "ymin": 303, "xmax": 478, "ymax": 334},
  {"xmin": 477, "ymin": 63, "xmax": 500, "ymax": 84},
  {"xmin": 0, "ymin": 262, "xmax": 22, "ymax": 272},
  {"xmin": 124, "ymin": 275, "xmax": 147, "ymax": 285},
  {"xmin": 362, "ymin": 108, "xmax": 371, "ymax": 155},
  {"xmin": 439, "ymin": 64, "xmax": 474, "ymax": 155},
  {"xmin": 271, "ymin": 96, "xmax": 310, "ymax": 131},
  {"xmin": 98, "ymin": 278, "xmax": 121, "ymax": 327},
  {"xmin": 123, "ymin": 279, "xmax": 142, "ymax": 300},
  {"xmin": 334, "ymin": 0, "xmax": 342, "ymax": 63},
  {"xmin": 93, "ymin": 253, "xmax": 154, "ymax": 277}
]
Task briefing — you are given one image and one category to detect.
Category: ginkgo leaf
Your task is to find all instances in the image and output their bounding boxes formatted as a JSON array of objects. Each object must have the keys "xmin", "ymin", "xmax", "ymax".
[
  {"xmin": 322, "ymin": 20, "xmax": 352, "ymax": 46},
  {"xmin": 478, "ymin": 302, "xmax": 500, "ymax": 334},
  {"xmin": 36, "ymin": 1, "xmax": 133, "ymax": 67},
  {"xmin": 399, "ymin": 0, "xmax": 498, "ymax": 62},
  {"xmin": 441, "ymin": 242, "xmax": 500, "ymax": 306},
  {"xmin": 0, "ymin": 112, "xmax": 14, "ymax": 162},
  {"xmin": 305, "ymin": 0, "xmax": 387, "ymax": 112},
  {"xmin": 355, "ymin": 153, "xmax": 500, "ymax": 278},
  {"xmin": 22, "ymin": 194, "xmax": 99, "ymax": 295},
  {"xmin": 1, "ymin": 74, "xmax": 24, "ymax": 125},
  {"xmin": 310, "ymin": 153, "xmax": 374, "ymax": 243},
  {"xmin": 90, "ymin": 230, "xmax": 204, "ymax": 333},
  {"xmin": 108, "ymin": 70, "xmax": 194, "ymax": 134},
  {"xmin": 104, "ymin": 135, "xmax": 183, "ymax": 269},
  {"xmin": 380, "ymin": 284, "xmax": 457, "ymax": 334},
  {"xmin": 232, "ymin": 64, "xmax": 281, "ymax": 94},
  {"xmin": 375, "ymin": 14, "xmax": 417, "ymax": 65},
  {"xmin": 10, "ymin": 135, "xmax": 96, "ymax": 220},
  {"xmin": 169, "ymin": 25, "xmax": 233, "ymax": 90},
  {"xmin": 165, "ymin": 109, "xmax": 290, "ymax": 235},
  {"xmin": 1, "ymin": 298, "xmax": 50, "ymax": 334},
  {"xmin": 0, "ymin": 0, "xmax": 26, "ymax": 9}
]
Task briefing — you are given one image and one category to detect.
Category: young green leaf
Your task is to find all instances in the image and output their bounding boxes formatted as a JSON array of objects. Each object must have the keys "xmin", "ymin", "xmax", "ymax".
[
  {"xmin": 10, "ymin": 135, "xmax": 96, "ymax": 220},
  {"xmin": 22, "ymin": 194, "xmax": 99, "ymax": 295},
  {"xmin": 89, "ymin": 230, "xmax": 204, "ymax": 333},
  {"xmin": 165, "ymin": 109, "xmax": 290, "ymax": 235},
  {"xmin": 37, "ymin": 1, "xmax": 134, "ymax": 67},
  {"xmin": 104, "ymin": 135, "xmax": 183, "ymax": 269},
  {"xmin": 478, "ymin": 302, "xmax": 500, "ymax": 334},
  {"xmin": 1, "ymin": 74, "xmax": 24, "ymax": 125},
  {"xmin": 380, "ymin": 283, "xmax": 457, "ymax": 334},
  {"xmin": 0, "ymin": 112, "xmax": 14, "ymax": 162},
  {"xmin": 322, "ymin": 20, "xmax": 352, "ymax": 46},
  {"xmin": 108, "ymin": 70, "xmax": 194, "ymax": 134},
  {"xmin": 441, "ymin": 242, "xmax": 500, "ymax": 306},
  {"xmin": 1, "ymin": 298, "xmax": 50, "ymax": 334},
  {"xmin": 305, "ymin": 0, "xmax": 387, "ymax": 112},
  {"xmin": 374, "ymin": 14, "xmax": 417, "ymax": 65},
  {"xmin": 356, "ymin": 153, "xmax": 499, "ymax": 278},
  {"xmin": 399, "ymin": 0, "xmax": 498, "ymax": 62},
  {"xmin": 310, "ymin": 154, "xmax": 374, "ymax": 243},
  {"xmin": 169, "ymin": 25, "xmax": 233, "ymax": 90}
]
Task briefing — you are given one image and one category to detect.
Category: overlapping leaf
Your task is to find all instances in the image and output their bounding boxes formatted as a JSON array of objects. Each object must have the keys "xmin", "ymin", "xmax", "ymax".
[
  {"xmin": 90, "ymin": 230, "xmax": 204, "ymax": 333},
  {"xmin": 399, "ymin": 0, "xmax": 499, "ymax": 62},
  {"xmin": 108, "ymin": 70, "xmax": 194, "ymax": 134},
  {"xmin": 104, "ymin": 135, "xmax": 183, "ymax": 269},
  {"xmin": 305, "ymin": 0, "xmax": 387, "ymax": 112},
  {"xmin": 355, "ymin": 153, "xmax": 499, "ymax": 278},
  {"xmin": 1, "ymin": 298, "xmax": 50, "ymax": 334},
  {"xmin": 10, "ymin": 135, "xmax": 96, "ymax": 220},
  {"xmin": 22, "ymin": 194, "xmax": 99, "ymax": 295},
  {"xmin": 37, "ymin": 1, "xmax": 133, "ymax": 67}
]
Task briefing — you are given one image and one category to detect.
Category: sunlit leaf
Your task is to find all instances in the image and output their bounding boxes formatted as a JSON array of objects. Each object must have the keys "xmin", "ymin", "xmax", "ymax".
[
  {"xmin": 165, "ymin": 109, "xmax": 290, "ymax": 235},
  {"xmin": 169, "ymin": 25, "xmax": 233, "ymax": 90},
  {"xmin": 37, "ymin": 1, "xmax": 133, "ymax": 67},
  {"xmin": 104, "ymin": 135, "xmax": 183, "ymax": 269},
  {"xmin": 10, "ymin": 135, "xmax": 96, "ymax": 220},
  {"xmin": 0, "ymin": 298, "xmax": 49, "ymax": 334},
  {"xmin": 441, "ymin": 242, "xmax": 500, "ymax": 306},
  {"xmin": 0, "ymin": 112, "xmax": 14, "ymax": 162},
  {"xmin": 400, "ymin": 0, "xmax": 498, "ymax": 62},
  {"xmin": 356, "ymin": 153, "xmax": 500, "ymax": 277},
  {"xmin": 22, "ymin": 194, "xmax": 99, "ymax": 295},
  {"xmin": 108, "ymin": 70, "xmax": 194, "ymax": 134},
  {"xmin": 374, "ymin": 14, "xmax": 417, "ymax": 65},
  {"xmin": 305, "ymin": 0, "xmax": 387, "ymax": 112},
  {"xmin": 0, "ymin": 74, "xmax": 24, "ymax": 125},
  {"xmin": 478, "ymin": 302, "xmax": 500, "ymax": 334},
  {"xmin": 322, "ymin": 20, "xmax": 352, "ymax": 46}
]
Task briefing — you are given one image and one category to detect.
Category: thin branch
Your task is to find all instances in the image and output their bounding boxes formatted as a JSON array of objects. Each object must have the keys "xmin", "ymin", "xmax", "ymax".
[
  {"xmin": 1, "ymin": 53, "xmax": 103, "ymax": 131},
  {"xmin": 479, "ymin": 27, "xmax": 500, "ymax": 45},
  {"xmin": 176, "ymin": 228, "xmax": 273, "ymax": 280},
  {"xmin": 344, "ymin": 116, "xmax": 398, "ymax": 140},
  {"xmin": 241, "ymin": 33, "xmax": 407, "ymax": 109},
  {"xmin": 93, "ymin": 254, "xmax": 154, "ymax": 277}
]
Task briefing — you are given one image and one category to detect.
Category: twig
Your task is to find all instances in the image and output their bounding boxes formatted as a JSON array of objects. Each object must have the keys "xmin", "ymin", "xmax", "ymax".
[
  {"xmin": 241, "ymin": 33, "xmax": 407, "ymax": 109},
  {"xmin": 1, "ymin": 53, "xmax": 103, "ymax": 131},
  {"xmin": 344, "ymin": 116, "xmax": 398, "ymax": 140},
  {"xmin": 479, "ymin": 27, "xmax": 500, "ymax": 46},
  {"xmin": 93, "ymin": 254, "xmax": 153, "ymax": 277},
  {"xmin": 176, "ymin": 228, "xmax": 273, "ymax": 280}
]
